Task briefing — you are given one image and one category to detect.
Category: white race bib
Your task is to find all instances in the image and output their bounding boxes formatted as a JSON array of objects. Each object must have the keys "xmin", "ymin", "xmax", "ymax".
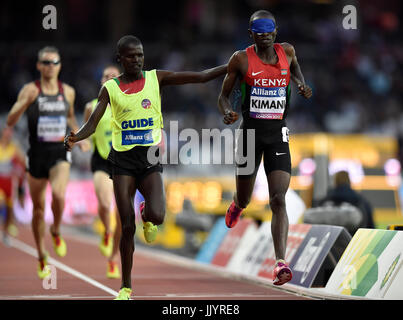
[
  {"xmin": 249, "ymin": 86, "xmax": 286, "ymax": 120},
  {"xmin": 37, "ymin": 116, "xmax": 66, "ymax": 142}
]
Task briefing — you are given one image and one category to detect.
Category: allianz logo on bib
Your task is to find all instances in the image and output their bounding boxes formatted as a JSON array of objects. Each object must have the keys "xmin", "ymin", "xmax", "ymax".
[
  {"xmin": 122, "ymin": 129, "xmax": 154, "ymax": 145},
  {"xmin": 251, "ymin": 86, "xmax": 286, "ymax": 98},
  {"xmin": 253, "ymin": 78, "xmax": 286, "ymax": 87},
  {"xmin": 121, "ymin": 118, "xmax": 154, "ymax": 129}
]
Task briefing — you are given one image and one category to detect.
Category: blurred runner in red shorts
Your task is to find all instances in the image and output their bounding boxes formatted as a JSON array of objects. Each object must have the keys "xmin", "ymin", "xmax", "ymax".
[{"xmin": 0, "ymin": 126, "xmax": 25, "ymax": 244}]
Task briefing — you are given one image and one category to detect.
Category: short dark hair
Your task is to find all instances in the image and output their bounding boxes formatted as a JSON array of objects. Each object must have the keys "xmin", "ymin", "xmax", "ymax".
[
  {"xmin": 249, "ymin": 10, "xmax": 276, "ymax": 27},
  {"xmin": 117, "ymin": 35, "xmax": 142, "ymax": 53},
  {"xmin": 38, "ymin": 46, "xmax": 60, "ymax": 61}
]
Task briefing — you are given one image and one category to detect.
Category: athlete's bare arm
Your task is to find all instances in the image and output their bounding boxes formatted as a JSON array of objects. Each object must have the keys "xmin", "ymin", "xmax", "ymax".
[
  {"xmin": 83, "ymin": 101, "xmax": 94, "ymax": 123},
  {"xmin": 157, "ymin": 64, "xmax": 227, "ymax": 87},
  {"xmin": 281, "ymin": 43, "xmax": 312, "ymax": 99},
  {"xmin": 64, "ymin": 84, "xmax": 91, "ymax": 151},
  {"xmin": 64, "ymin": 84, "xmax": 79, "ymax": 132},
  {"xmin": 6, "ymin": 83, "xmax": 38, "ymax": 127},
  {"xmin": 218, "ymin": 51, "xmax": 247, "ymax": 125},
  {"xmin": 64, "ymin": 86, "xmax": 109, "ymax": 151}
]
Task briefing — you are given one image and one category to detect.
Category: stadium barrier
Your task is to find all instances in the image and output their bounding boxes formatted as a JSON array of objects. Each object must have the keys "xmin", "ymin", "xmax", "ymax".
[
  {"xmin": 324, "ymin": 228, "xmax": 403, "ymax": 299},
  {"xmin": 196, "ymin": 218, "xmax": 352, "ymax": 289},
  {"xmin": 212, "ymin": 218, "xmax": 259, "ymax": 268},
  {"xmin": 288, "ymin": 224, "xmax": 351, "ymax": 287},
  {"xmin": 195, "ymin": 217, "xmax": 229, "ymax": 264}
]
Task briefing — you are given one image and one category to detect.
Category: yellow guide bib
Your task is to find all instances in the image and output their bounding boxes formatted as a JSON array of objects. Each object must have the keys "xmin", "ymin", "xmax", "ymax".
[
  {"xmin": 91, "ymin": 98, "xmax": 112, "ymax": 159},
  {"xmin": 103, "ymin": 70, "xmax": 163, "ymax": 152}
]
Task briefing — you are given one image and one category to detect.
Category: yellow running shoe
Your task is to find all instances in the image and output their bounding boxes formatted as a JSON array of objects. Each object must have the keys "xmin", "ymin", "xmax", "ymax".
[
  {"xmin": 37, "ymin": 254, "xmax": 51, "ymax": 280},
  {"xmin": 106, "ymin": 261, "xmax": 121, "ymax": 279},
  {"xmin": 114, "ymin": 287, "xmax": 132, "ymax": 300},
  {"xmin": 7, "ymin": 224, "xmax": 18, "ymax": 237},
  {"xmin": 140, "ymin": 201, "xmax": 158, "ymax": 243},
  {"xmin": 51, "ymin": 234, "xmax": 67, "ymax": 257},
  {"xmin": 143, "ymin": 222, "xmax": 158, "ymax": 243},
  {"xmin": 99, "ymin": 232, "xmax": 113, "ymax": 257}
]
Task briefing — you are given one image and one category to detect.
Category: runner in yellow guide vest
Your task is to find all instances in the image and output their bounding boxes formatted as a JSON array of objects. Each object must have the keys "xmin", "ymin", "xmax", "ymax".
[
  {"xmin": 65, "ymin": 35, "xmax": 227, "ymax": 300},
  {"xmin": 83, "ymin": 65, "xmax": 121, "ymax": 279}
]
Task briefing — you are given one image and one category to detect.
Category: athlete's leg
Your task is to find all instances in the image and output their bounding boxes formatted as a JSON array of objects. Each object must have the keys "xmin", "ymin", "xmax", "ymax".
[
  {"xmin": 234, "ymin": 172, "xmax": 258, "ymax": 209},
  {"xmin": 0, "ymin": 179, "xmax": 15, "ymax": 236},
  {"xmin": 93, "ymin": 171, "xmax": 114, "ymax": 234},
  {"xmin": 48, "ymin": 161, "xmax": 70, "ymax": 235},
  {"xmin": 93, "ymin": 170, "xmax": 121, "ymax": 273},
  {"xmin": 106, "ymin": 207, "xmax": 122, "ymax": 279},
  {"xmin": 266, "ymin": 170, "xmax": 290, "ymax": 260},
  {"xmin": 4, "ymin": 204, "xmax": 14, "ymax": 233},
  {"xmin": 3, "ymin": 185, "xmax": 14, "ymax": 235},
  {"xmin": 224, "ymin": 170, "xmax": 258, "ymax": 228},
  {"xmin": 137, "ymin": 171, "xmax": 165, "ymax": 226},
  {"xmin": 27, "ymin": 173, "xmax": 48, "ymax": 260},
  {"xmin": 112, "ymin": 174, "xmax": 136, "ymax": 289},
  {"xmin": 110, "ymin": 207, "xmax": 121, "ymax": 261},
  {"xmin": 233, "ymin": 124, "xmax": 262, "ymax": 209}
]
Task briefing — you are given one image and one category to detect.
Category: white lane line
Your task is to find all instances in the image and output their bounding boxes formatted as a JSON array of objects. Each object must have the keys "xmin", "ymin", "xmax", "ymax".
[
  {"xmin": 62, "ymin": 231, "xmax": 295, "ymax": 292},
  {"xmin": 62, "ymin": 231, "xmax": 306, "ymax": 298},
  {"xmin": 8, "ymin": 236, "xmax": 119, "ymax": 297}
]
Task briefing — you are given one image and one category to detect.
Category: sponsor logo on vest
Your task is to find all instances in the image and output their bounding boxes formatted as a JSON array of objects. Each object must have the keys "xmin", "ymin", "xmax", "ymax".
[
  {"xmin": 121, "ymin": 118, "xmax": 154, "ymax": 129},
  {"xmin": 251, "ymin": 87, "xmax": 286, "ymax": 97},
  {"xmin": 142, "ymin": 99, "xmax": 151, "ymax": 109},
  {"xmin": 122, "ymin": 129, "xmax": 154, "ymax": 145},
  {"xmin": 37, "ymin": 116, "xmax": 66, "ymax": 142},
  {"xmin": 253, "ymin": 78, "xmax": 286, "ymax": 87},
  {"xmin": 252, "ymin": 71, "xmax": 264, "ymax": 76},
  {"xmin": 38, "ymin": 100, "xmax": 66, "ymax": 112}
]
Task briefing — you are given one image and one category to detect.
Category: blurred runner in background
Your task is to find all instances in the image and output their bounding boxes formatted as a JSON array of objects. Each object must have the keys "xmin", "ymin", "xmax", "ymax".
[
  {"xmin": 83, "ymin": 64, "xmax": 122, "ymax": 279},
  {"xmin": 6, "ymin": 46, "xmax": 90, "ymax": 279},
  {"xmin": 0, "ymin": 126, "xmax": 25, "ymax": 245}
]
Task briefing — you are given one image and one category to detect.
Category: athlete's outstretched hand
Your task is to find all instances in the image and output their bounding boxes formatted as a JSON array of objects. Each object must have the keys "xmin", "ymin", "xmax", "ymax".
[
  {"xmin": 223, "ymin": 110, "xmax": 239, "ymax": 125},
  {"xmin": 64, "ymin": 131, "xmax": 76, "ymax": 151},
  {"xmin": 297, "ymin": 84, "xmax": 312, "ymax": 99}
]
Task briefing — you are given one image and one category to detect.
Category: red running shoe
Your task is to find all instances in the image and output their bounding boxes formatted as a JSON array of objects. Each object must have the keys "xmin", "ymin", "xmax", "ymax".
[
  {"xmin": 225, "ymin": 201, "xmax": 243, "ymax": 228},
  {"xmin": 139, "ymin": 201, "xmax": 146, "ymax": 222},
  {"xmin": 273, "ymin": 260, "xmax": 293, "ymax": 286}
]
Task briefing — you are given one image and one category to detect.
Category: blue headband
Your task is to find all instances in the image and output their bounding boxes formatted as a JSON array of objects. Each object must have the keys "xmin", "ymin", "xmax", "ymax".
[{"xmin": 250, "ymin": 18, "xmax": 276, "ymax": 33}]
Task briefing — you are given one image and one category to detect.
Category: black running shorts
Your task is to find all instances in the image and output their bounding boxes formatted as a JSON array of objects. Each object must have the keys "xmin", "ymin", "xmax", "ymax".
[
  {"xmin": 91, "ymin": 147, "xmax": 111, "ymax": 175},
  {"xmin": 235, "ymin": 121, "xmax": 291, "ymax": 178},
  {"xmin": 107, "ymin": 146, "xmax": 163, "ymax": 183},
  {"xmin": 27, "ymin": 145, "xmax": 71, "ymax": 179}
]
